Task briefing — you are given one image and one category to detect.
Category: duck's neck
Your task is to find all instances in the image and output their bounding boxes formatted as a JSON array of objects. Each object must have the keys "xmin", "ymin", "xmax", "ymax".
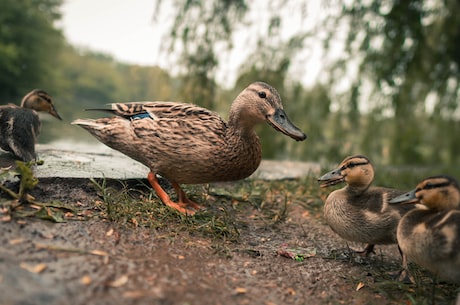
[
  {"xmin": 345, "ymin": 184, "xmax": 371, "ymax": 196},
  {"xmin": 228, "ymin": 101, "xmax": 263, "ymax": 137}
]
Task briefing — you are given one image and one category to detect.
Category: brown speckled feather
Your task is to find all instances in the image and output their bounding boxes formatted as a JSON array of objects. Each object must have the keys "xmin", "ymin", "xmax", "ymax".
[{"xmin": 73, "ymin": 82, "xmax": 306, "ymax": 186}]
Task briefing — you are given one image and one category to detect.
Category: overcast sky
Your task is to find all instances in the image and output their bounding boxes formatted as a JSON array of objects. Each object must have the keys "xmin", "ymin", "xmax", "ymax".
[
  {"xmin": 59, "ymin": 0, "xmax": 328, "ymax": 88},
  {"xmin": 60, "ymin": 0, "xmax": 163, "ymax": 66}
]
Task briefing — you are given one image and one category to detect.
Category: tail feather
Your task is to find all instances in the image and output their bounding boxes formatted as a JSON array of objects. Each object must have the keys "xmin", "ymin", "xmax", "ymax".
[{"xmin": 84, "ymin": 108, "xmax": 116, "ymax": 113}]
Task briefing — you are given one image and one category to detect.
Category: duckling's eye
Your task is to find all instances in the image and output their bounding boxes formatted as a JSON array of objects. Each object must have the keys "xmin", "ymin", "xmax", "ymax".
[
  {"xmin": 258, "ymin": 91, "xmax": 267, "ymax": 98},
  {"xmin": 424, "ymin": 183, "xmax": 434, "ymax": 189},
  {"xmin": 345, "ymin": 162, "xmax": 356, "ymax": 169}
]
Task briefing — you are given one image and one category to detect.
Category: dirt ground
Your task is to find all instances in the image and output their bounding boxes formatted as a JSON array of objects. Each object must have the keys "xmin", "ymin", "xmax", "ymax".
[{"xmin": 1, "ymin": 171, "xmax": 459, "ymax": 304}]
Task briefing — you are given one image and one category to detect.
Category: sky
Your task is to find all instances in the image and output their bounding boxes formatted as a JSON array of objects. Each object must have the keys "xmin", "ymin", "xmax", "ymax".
[
  {"xmin": 60, "ymin": 0, "xmax": 165, "ymax": 66},
  {"xmin": 59, "ymin": 1, "xmax": 329, "ymax": 88}
]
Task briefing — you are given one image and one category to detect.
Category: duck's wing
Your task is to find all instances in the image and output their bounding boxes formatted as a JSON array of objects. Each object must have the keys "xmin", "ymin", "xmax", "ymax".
[{"xmin": 88, "ymin": 102, "xmax": 218, "ymax": 121}]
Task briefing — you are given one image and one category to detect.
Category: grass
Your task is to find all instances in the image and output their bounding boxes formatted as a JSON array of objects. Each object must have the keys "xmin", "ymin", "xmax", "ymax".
[{"xmin": 0, "ymin": 160, "xmax": 78, "ymax": 222}]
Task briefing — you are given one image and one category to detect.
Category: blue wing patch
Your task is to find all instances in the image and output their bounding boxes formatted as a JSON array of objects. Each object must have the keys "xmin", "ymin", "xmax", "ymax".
[{"xmin": 130, "ymin": 112, "xmax": 152, "ymax": 120}]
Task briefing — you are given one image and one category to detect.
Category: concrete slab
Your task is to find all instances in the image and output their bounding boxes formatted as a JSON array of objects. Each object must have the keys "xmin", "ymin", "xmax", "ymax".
[{"xmin": 1, "ymin": 141, "xmax": 320, "ymax": 180}]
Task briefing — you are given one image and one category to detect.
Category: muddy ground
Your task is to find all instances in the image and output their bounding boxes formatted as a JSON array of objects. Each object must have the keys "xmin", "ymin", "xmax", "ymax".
[{"xmin": 1, "ymin": 150, "xmax": 459, "ymax": 305}]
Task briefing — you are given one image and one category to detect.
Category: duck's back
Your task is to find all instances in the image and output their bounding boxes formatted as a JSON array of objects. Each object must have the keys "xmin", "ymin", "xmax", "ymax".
[{"xmin": 0, "ymin": 106, "xmax": 40, "ymax": 161}]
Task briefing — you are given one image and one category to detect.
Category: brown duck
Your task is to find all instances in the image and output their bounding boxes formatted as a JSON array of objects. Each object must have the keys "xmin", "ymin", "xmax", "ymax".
[
  {"xmin": 389, "ymin": 175, "xmax": 460, "ymax": 283},
  {"xmin": 318, "ymin": 155, "xmax": 422, "ymax": 280},
  {"xmin": 0, "ymin": 89, "xmax": 62, "ymax": 161},
  {"xmin": 72, "ymin": 82, "xmax": 306, "ymax": 214}
]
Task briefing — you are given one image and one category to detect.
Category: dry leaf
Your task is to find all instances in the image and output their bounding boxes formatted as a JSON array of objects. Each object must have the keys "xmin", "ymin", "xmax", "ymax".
[
  {"xmin": 108, "ymin": 275, "xmax": 129, "ymax": 288},
  {"xmin": 1, "ymin": 215, "xmax": 11, "ymax": 222},
  {"xmin": 356, "ymin": 282, "xmax": 365, "ymax": 291},
  {"xmin": 234, "ymin": 287, "xmax": 247, "ymax": 294},
  {"xmin": 80, "ymin": 275, "xmax": 92, "ymax": 285},
  {"xmin": 90, "ymin": 250, "xmax": 109, "ymax": 257},
  {"xmin": 8, "ymin": 238, "xmax": 24, "ymax": 245},
  {"xmin": 20, "ymin": 262, "xmax": 47, "ymax": 274},
  {"xmin": 106, "ymin": 228, "xmax": 114, "ymax": 236}
]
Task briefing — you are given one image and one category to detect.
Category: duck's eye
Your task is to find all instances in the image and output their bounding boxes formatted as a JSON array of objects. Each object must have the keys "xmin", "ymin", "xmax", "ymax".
[
  {"xmin": 258, "ymin": 91, "xmax": 267, "ymax": 98},
  {"xmin": 345, "ymin": 162, "xmax": 355, "ymax": 169},
  {"xmin": 424, "ymin": 183, "xmax": 434, "ymax": 189}
]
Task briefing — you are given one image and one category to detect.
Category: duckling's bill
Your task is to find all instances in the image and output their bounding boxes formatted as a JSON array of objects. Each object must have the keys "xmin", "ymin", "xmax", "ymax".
[
  {"xmin": 388, "ymin": 190, "xmax": 417, "ymax": 204},
  {"xmin": 266, "ymin": 108, "xmax": 306, "ymax": 141},
  {"xmin": 318, "ymin": 169, "xmax": 344, "ymax": 188},
  {"xmin": 48, "ymin": 104, "xmax": 62, "ymax": 120}
]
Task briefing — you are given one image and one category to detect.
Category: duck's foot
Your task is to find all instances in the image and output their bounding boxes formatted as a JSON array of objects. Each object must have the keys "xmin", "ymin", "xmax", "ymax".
[
  {"xmin": 172, "ymin": 182, "xmax": 203, "ymax": 211},
  {"xmin": 395, "ymin": 250, "xmax": 414, "ymax": 283},
  {"xmin": 147, "ymin": 172, "xmax": 201, "ymax": 215},
  {"xmin": 352, "ymin": 244, "xmax": 375, "ymax": 257},
  {"xmin": 394, "ymin": 268, "xmax": 415, "ymax": 284}
]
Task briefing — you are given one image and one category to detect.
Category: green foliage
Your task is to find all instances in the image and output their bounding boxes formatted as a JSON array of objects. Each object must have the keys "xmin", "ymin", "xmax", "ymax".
[
  {"xmin": 154, "ymin": 0, "xmax": 248, "ymax": 107},
  {"xmin": 0, "ymin": 160, "xmax": 74, "ymax": 222},
  {"xmin": 0, "ymin": 0, "xmax": 64, "ymax": 100}
]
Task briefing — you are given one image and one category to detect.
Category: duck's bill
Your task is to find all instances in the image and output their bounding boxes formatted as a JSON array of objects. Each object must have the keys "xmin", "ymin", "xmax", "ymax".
[
  {"xmin": 388, "ymin": 189, "xmax": 418, "ymax": 204},
  {"xmin": 266, "ymin": 109, "xmax": 306, "ymax": 141},
  {"xmin": 318, "ymin": 170, "xmax": 344, "ymax": 188},
  {"xmin": 49, "ymin": 105, "xmax": 63, "ymax": 120}
]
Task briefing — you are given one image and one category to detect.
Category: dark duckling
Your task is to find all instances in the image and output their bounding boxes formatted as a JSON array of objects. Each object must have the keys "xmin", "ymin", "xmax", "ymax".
[{"xmin": 0, "ymin": 89, "xmax": 62, "ymax": 161}]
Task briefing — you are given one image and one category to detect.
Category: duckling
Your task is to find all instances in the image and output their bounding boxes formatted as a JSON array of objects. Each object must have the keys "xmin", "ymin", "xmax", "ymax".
[
  {"xmin": 72, "ymin": 82, "xmax": 306, "ymax": 215},
  {"xmin": 389, "ymin": 175, "xmax": 460, "ymax": 283},
  {"xmin": 318, "ymin": 155, "xmax": 418, "ymax": 257},
  {"xmin": 0, "ymin": 89, "xmax": 62, "ymax": 161}
]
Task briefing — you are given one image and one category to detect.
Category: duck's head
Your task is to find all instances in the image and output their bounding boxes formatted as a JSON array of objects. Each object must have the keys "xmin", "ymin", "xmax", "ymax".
[
  {"xmin": 229, "ymin": 82, "xmax": 306, "ymax": 141},
  {"xmin": 389, "ymin": 175, "xmax": 460, "ymax": 210},
  {"xmin": 318, "ymin": 155, "xmax": 374, "ymax": 189},
  {"xmin": 20, "ymin": 89, "xmax": 62, "ymax": 120}
]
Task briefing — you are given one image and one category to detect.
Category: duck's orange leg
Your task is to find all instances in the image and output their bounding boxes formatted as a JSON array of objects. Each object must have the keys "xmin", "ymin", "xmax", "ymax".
[
  {"xmin": 147, "ymin": 172, "xmax": 200, "ymax": 215},
  {"xmin": 171, "ymin": 182, "xmax": 203, "ymax": 211}
]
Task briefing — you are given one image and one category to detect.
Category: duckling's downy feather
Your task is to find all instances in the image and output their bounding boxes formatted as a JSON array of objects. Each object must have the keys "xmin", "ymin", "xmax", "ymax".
[
  {"xmin": 390, "ymin": 175, "xmax": 460, "ymax": 283},
  {"xmin": 0, "ymin": 89, "xmax": 61, "ymax": 161}
]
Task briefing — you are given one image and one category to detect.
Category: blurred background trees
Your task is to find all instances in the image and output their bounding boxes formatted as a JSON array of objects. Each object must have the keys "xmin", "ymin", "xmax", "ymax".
[{"xmin": 0, "ymin": 0, "xmax": 459, "ymax": 167}]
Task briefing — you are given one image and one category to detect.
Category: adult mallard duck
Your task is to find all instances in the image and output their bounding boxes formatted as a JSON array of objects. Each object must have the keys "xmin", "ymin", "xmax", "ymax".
[
  {"xmin": 389, "ymin": 175, "xmax": 460, "ymax": 283},
  {"xmin": 72, "ymin": 82, "xmax": 307, "ymax": 215},
  {"xmin": 0, "ymin": 89, "xmax": 62, "ymax": 162},
  {"xmin": 318, "ymin": 155, "xmax": 421, "ymax": 279}
]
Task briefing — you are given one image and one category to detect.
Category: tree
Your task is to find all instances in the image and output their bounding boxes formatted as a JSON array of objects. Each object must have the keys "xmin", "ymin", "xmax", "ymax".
[
  {"xmin": 154, "ymin": 0, "xmax": 460, "ymax": 164},
  {"xmin": 0, "ymin": 0, "xmax": 64, "ymax": 101}
]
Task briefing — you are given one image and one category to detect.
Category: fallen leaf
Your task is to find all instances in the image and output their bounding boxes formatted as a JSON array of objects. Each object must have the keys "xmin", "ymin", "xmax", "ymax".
[
  {"xmin": 8, "ymin": 238, "xmax": 24, "ymax": 245},
  {"xmin": 80, "ymin": 275, "xmax": 92, "ymax": 285},
  {"xmin": 356, "ymin": 282, "xmax": 365, "ymax": 291},
  {"xmin": 90, "ymin": 250, "xmax": 109, "ymax": 257},
  {"xmin": 1, "ymin": 215, "xmax": 11, "ymax": 222},
  {"xmin": 108, "ymin": 275, "xmax": 129, "ymax": 288},
  {"xmin": 277, "ymin": 246, "xmax": 316, "ymax": 261},
  {"xmin": 20, "ymin": 262, "xmax": 47, "ymax": 274},
  {"xmin": 106, "ymin": 228, "xmax": 114, "ymax": 236},
  {"xmin": 234, "ymin": 287, "xmax": 247, "ymax": 294}
]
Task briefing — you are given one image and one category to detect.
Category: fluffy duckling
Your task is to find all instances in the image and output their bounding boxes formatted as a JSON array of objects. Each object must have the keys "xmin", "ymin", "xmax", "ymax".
[
  {"xmin": 389, "ymin": 175, "xmax": 460, "ymax": 283},
  {"xmin": 72, "ymin": 82, "xmax": 306, "ymax": 215},
  {"xmin": 0, "ymin": 89, "xmax": 62, "ymax": 161},
  {"xmin": 318, "ymin": 155, "xmax": 418, "ymax": 256}
]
